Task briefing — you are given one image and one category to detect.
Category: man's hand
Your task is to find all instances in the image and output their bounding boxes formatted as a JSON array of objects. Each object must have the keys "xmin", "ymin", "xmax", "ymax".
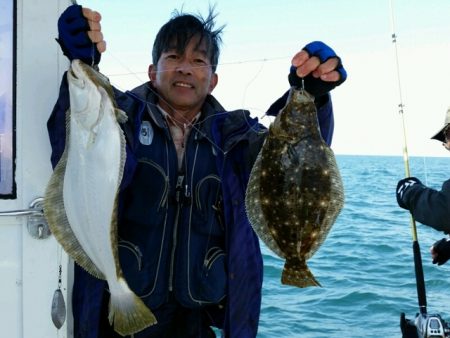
[
  {"xmin": 396, "ymin": 177, "xmax": 421, "ymax": 210},
  {"xmin": 57, "ymin": 5, "xmax": 106, "ymax": 65},
  {"xmin": 289, "ymin": 41, "xmax": 347, "ymax": 97},
  {"xmin": 431, "ymin": 238, "xmax": 450, "ymax": 266},
  {"xmin": 83, "ymin": 8, "xmax": 106, "ymax": 53}
]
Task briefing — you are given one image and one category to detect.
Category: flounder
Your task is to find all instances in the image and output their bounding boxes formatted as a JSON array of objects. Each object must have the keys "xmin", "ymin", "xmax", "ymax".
[
  {"xmin": 245, "ymin": 87, "xmax": 344, "ymax": 288},
  {"xmin": 44, "ymin": 59, "xmax": 156, "ymax": 335}
]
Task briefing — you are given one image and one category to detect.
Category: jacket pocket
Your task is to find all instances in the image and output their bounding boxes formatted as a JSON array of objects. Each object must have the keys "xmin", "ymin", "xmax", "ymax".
[
  {"xmin": 117, "ymin": 225, "xmax": 168, "ymax": 308},
  {"xmin": 198, "ymin": 246, "xmax": 227, "ymax": 303},
  {"xmin": 122, "ymin": 158, "xmax": 169, "ymax": 223},
  {"xmin": 118, "ymin": 239, "xmax": 143, "ymax": 272},
  {"xmin": 195, "ymin": 175, "xmax": 221, "ymax": 211},
  {"xmin": 194, "ymin": 174, "xmax": 224, "ymax": 236},
  {"xmin": 176, "ymin": 245, "xmax": 227, "ymax": 308}
]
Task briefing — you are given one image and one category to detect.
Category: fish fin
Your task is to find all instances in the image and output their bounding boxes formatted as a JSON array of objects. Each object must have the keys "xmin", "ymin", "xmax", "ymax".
[
  {"xmin": 106, "ymin": 110, "xmax": 154, "ymax": 336},
  {"xmin": 108, "ymin": 278, "xmax": 157, "ymax": 336},
  {"xmin": 115, "ymin": 108, "xmax": 128, "ymax": 124},
  {"xmin": 44, "ymin": 110, "xmax": 105, "ymax": 280},
  {"xmin": 116, "ymin": 118, "xmax": 127, "ymax": 189},
  {"xmin": 245, "ymin": 150, "xmax": 284, "ymax": 257},
  {"xmin": 281, "ymin": 259, "xmax": 321, "ymax": 288}
]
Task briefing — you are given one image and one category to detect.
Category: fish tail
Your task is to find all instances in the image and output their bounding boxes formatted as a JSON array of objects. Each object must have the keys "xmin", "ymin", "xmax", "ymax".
[
  {"xmin": 281, "ymin": 260, "xmax": 322, "ymax": 288},
  {"xmin": 108, "ymin": 278, "xmax": 157, "ymax": 336}
]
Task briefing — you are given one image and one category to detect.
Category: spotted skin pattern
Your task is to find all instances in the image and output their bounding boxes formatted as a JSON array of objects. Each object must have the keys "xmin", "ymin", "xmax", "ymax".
[{"xmin": 245, "ymin": 88, "xmax": 344, "ymax": 288}]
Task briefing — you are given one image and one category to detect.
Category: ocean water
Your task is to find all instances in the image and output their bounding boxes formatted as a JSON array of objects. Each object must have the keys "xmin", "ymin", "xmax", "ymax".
[{"xmin": 257, "ymin": 155, "xmax": 450, "ymax": 338}]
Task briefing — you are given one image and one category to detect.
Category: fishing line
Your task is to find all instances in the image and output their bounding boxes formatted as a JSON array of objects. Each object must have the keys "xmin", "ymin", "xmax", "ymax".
[
  {"xmin": 389, "ymin": 0, "xmax": 427, "ymax": 315},
  {"xmin": 68, "ymin": 0, "xmax": 305, "ymax": 158},
  {"xmin": 104, "ymin": 55, "xmax": 290, "ymax": 78},
  {"xmin": 51, "ymin": 243, "xmax": 67, "ymax": 330},
  {"xmin": 389, "ymin": 0, "xmax": 417, "ymax": 240},
  {"xmin": 103, "ymin": 50, "xmax": 275, "ymax": 155},
  {"xmin": 422, "ymin": 156, "xmax": 429, "ymax": 186},
  {"xmin": 67, "ymin": 0, "xmax": 282, "ymax": 154},
  {"xmin": 240, "ymin": 58, "xmax": 266, "ymax": 110}
]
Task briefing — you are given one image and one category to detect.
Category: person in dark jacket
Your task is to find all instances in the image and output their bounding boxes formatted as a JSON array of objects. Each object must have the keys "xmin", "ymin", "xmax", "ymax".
[
  {"xmin": 396, "ymin": 107, "xmax": 450, "ymax": 338},
  {"xmin": 48, "ymin": 4, "xmax": 347, "ymax": 338},
  {"xmin": 396, "ymin": 107, "xmax": 450, "ymax": 267}
]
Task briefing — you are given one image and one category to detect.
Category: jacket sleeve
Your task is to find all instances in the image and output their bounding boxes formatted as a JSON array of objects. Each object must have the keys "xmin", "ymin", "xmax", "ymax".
[
  {"xmin": 47, "ymin": 73, "xmax": 70, "ymax": 169},
  {"xmin": 265, "ymin": 91, "xmax": 334, "ymax": 145},
  {"xmin": 403, "ymin": 179, "xmax": 450, "ymax": 234}
]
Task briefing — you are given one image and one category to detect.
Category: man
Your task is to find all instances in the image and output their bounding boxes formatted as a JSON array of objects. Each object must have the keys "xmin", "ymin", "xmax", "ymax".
[
  {"xmin": 48, "ymin": 4, "xmax": 346, "ymax": 338},
  {"xmin": 396, "ymin": 107, "xmax": 450, "ymax": 267},
  {"xmin": 396, "ymin": 107, "xmax": 450, "ymax": 338}
]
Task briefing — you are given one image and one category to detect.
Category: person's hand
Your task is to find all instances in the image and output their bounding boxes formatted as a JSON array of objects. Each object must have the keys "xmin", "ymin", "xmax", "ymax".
[
  {"xmin": 396, "ymin": 177, "xmax": 421, "ymax": 209},
  {"xmin": 288, "ymin": 41, "xmax": 347, "ymax": 97},
  {"xmin": 431, "ymin": 238, "xmax": 450, "ymax": 265},
  {"xmin": 56, "ymin": 4, "xmax": 106, "ymax": 65}
]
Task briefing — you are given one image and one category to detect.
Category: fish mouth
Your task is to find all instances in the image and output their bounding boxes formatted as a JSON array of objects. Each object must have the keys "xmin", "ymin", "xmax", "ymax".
[
  {"xmin": 69, "ymin": 69, "xmax": 79, "ymax": 80},
  {"xmin": 68, "ymin": 65, "xmax": 86, "ymax": 88}
]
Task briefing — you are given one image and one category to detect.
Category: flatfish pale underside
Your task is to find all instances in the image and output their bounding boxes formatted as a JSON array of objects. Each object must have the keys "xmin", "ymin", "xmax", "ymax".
[{"xmin": 44, "ymin": 59, "xmax": 156, "ymax": 335}]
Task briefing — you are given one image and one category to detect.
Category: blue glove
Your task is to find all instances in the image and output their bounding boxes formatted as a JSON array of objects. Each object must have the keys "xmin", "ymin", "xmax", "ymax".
[
  {"xmin": 432, "ymin": 238, "xmax": 450, "ymax": 266},
  {"xmin": 288, "ymin": 41, "xmax": 347, "ymax": 98},
  {"xmin": 396, "ymin": 177, "xmax": 421, "ymax": 209},
  {"xmin": 56, "ymin": 5, "xmax": 101, "ymax": 65}
]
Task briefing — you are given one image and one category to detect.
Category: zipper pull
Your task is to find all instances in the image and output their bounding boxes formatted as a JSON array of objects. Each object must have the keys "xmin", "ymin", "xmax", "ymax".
[
  {"xmin": 176, "ymin": 175, "xmax": 184, "ymax": 188},
  {"xmin": 175, "ymin": 175, "xmax": 184, "ymax": 203}
]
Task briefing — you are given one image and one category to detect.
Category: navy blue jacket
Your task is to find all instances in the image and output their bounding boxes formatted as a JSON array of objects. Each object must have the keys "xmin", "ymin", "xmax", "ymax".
[
  {"xmin": 47, "ymin": 74, "xmax": 335, "ymax": 338},
  {"xmin": 401, "ymin": 179, "xmax": 450, "ymax": 234}
]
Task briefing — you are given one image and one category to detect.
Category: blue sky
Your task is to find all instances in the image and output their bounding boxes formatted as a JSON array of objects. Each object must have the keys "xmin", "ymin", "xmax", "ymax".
[
  {"xmin": 79, "ymin": 0, "xmax": 450, "ymax": 157},
  {"xmin": 0, "ymin": 0, "xmax": 13, "ymax": 102}
]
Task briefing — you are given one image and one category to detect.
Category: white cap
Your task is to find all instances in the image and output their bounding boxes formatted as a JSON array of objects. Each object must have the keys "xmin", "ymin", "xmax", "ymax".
[{"xmin": 431, "ymin": 107, "xmax": 450, "ymax": 142}]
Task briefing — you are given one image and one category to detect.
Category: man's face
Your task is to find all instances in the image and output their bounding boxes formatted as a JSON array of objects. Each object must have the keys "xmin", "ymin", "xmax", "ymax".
[
  {"xmin": 148, "ymin": 36, "xmax": 218, "ymax": 118},
  {"xmin": 443, "ymin": 126, "xmax": 450, "ymax": 151}
]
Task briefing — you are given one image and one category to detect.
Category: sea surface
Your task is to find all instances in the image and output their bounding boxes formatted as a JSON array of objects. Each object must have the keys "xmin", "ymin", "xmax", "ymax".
[{"xmin": 256, "ymin": 155, "xmax": 450, "ymax": 338}]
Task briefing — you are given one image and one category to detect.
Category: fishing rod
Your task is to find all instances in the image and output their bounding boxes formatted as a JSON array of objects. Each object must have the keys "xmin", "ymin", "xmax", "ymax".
[
  {"xmin": 389, "ymin": 0, "xmax": 427, "ymax": 316},
  {"xmin": 389, "ymin": 1, "xmax": 450, "ymax": 337}
]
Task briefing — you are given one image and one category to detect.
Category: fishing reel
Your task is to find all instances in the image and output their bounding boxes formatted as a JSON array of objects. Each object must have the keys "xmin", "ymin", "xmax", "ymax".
[
  {"xmin": 402, "ymin": 312, "xmax": 450, "ymax": 338},
  {"xmin": 415, "ymin": 313, "xmax": 450, "ymax": 338}
]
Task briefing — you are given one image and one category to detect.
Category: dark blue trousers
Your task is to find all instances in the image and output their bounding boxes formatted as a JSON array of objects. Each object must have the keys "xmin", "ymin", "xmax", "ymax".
[{"xmin": 100, "ymin": 292, "xmax": 217, "ymax": 338}]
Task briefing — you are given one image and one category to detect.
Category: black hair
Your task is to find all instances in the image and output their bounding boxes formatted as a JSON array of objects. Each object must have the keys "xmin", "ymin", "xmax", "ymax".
[{"xmin": 152, "ymin": 6, "xmax": 224, "ymax": 72}]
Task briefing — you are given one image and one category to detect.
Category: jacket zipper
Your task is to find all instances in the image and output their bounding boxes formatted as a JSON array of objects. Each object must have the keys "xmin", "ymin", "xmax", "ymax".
[{"xmin": 168, "ymin": 174, "xmax": 184, "ymax": 291}]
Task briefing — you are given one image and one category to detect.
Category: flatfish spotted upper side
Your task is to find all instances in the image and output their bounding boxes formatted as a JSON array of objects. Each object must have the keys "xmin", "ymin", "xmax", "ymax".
[{"xmin": 246, "ymin": 87, "xmax": 344, "ymax": 288}]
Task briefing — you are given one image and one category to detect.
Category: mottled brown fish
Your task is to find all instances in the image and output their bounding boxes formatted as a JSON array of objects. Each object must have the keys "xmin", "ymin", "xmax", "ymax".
[{"xmin": 245, "ymin": 87, "xmax": 344, "ymax": 288}]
